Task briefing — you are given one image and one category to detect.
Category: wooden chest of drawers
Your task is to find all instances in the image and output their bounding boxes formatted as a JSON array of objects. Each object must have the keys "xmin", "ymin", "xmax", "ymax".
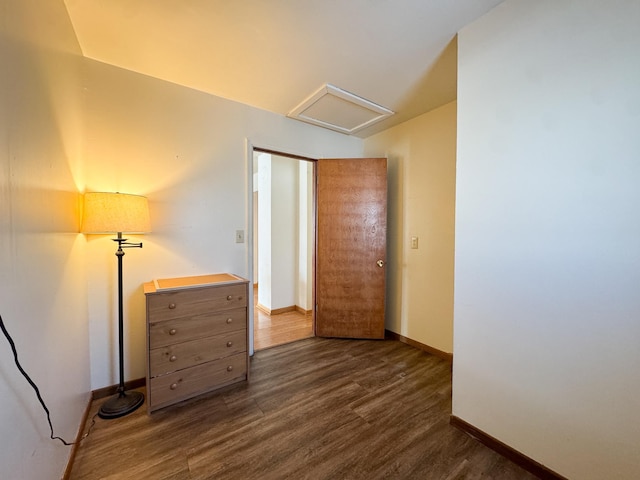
[{"xmin": 144, "ymin": 273, "xmax": 250, "ymax": 413}]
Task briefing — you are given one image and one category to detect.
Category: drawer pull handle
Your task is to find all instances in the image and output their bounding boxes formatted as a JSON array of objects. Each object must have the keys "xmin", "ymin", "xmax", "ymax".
[
  {"xmin": 170, "ymin": 383, "xmax": 178, "ymax": 390},
  {"xmin": 226, "ymin": 365, "xmax": 233, "ymax": 372},
  {"xmin": 226, "ymin": 295, "xmax": 233, "ymax": 301},
  {"xmin": 226, "ymin": 318, "xmax": 233, "ymax": 324},
  {"xmin": 169, "ymin": 329, "xmax": 177, "ymax": 335},
  {"xmin": 168, "ymin": 303, "xmax": 176, "ymax": 309},
  {"xmin": 169, "ymin": 355, "xmax": 177, "ymax": 362},
  {"xmin": 226, "ymin": 341, "xmax": 233, "ymax": 347}
]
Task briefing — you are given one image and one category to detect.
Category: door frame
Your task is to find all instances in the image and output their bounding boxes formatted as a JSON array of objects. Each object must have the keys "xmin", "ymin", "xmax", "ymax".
[{"xmin": 245, "ymin": 139, "xmax": 319, "ymax": 355}]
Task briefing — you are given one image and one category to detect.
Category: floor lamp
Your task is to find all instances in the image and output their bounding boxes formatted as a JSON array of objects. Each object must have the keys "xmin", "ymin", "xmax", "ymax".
[{"xmin": 82, "ymin": 192, "xmax": 151, "ymax": 419}]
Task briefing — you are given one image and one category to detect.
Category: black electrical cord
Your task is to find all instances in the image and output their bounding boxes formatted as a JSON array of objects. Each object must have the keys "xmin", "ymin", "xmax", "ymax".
[{"xmin": 0, "ymin": 313, "xmax": 96, "ymax": 446}]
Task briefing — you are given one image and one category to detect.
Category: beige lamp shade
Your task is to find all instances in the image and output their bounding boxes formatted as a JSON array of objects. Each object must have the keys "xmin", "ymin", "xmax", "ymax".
[{"xmin": 81, "ymin": 192, "xmax": 151, "ymax": 234}]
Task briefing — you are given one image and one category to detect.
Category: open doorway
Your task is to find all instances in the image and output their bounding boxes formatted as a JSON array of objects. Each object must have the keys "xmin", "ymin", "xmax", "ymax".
[{"xmin": 252, "ymin": 149, "xmax": 315, "ymax": 350}]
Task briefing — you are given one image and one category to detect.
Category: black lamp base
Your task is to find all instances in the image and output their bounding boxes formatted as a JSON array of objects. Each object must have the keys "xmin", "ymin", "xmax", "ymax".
[{"xmin": 98, "ymin": 390, "xmax": 145, "ymax": 419}]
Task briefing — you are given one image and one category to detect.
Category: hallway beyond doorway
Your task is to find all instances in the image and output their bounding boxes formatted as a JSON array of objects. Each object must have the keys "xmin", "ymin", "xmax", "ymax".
[{"xmin": 253, "ymin": 286, "xmax": 313, "ymax": 350}]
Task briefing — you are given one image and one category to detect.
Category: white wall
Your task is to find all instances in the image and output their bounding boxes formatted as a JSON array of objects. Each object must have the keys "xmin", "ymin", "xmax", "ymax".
[
  {"xmin": 257, "ymin": 154, "xmax": 313, "ymax": 313},
  {"xmin": 256, "ymin": 153, "xmax": 299, "ymax": 311},
  {"xmin": 297, "ymin": 161, "xmax": 314, "ymax": 311},
  {"xmin": 257, "ymin": 153, "xmax": 273, "ymax": 305},
  {"xmin": 0, "ymin": 1, "xmax": 91, "ymax": 479},
  {"xmin": 82, "ymin": 59, "xmax": 362, "ymax": 389},
  {"xmin": 454, "ymin": 1, "xmax": 640, "ymax": 478},
  {"xmin": 364, "ymin": 101, "xmax": 457, "ymax": 354},
  {"xmin": 269, "ymin": 155, "xmax": 298, "ymax": 310}
]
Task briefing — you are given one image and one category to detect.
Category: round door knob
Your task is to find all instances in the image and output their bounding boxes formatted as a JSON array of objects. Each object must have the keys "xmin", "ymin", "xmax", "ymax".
[
  {"xmin": 169, "ymin": 355, "xmax": 177, "ymax": 362},
  {"xmin": 226, "ymin": 295, "xmax": 233, "ymax": 300},
  {"xmin": 170, "ymin": 383, "xmax": 178, "ymax": 390},
  {"xmin": 169, "ymin": 328, "xmax": 177, "ymax": 335},
  {"xmin": 168, "ymin": 303, "xmax": 176, "ymax": 309},
  {"xmin": 226, "ymin": 341, "xmax": 233, "ymax": 347},
  {"xmin": 226, "ymin": 365, "xmax": 233, "ymax": 372},
  {"xmin": 377, "ymin": 259, "xmax": 385, "ymax": 268},
  {"xmin": 226, "ymin": 318, "xmax": 233, "ymax": 324}
]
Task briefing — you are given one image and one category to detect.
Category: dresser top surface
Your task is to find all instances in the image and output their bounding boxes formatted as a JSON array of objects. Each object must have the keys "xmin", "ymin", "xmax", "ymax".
[{"xmin": 144, "ymin": 273, "xmax": 248, "ymax": 294}]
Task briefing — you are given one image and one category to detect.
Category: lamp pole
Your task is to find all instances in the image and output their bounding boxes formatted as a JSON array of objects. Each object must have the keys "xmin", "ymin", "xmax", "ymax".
[{"xmin": 97, "ymin": 233, "xmax": 145, "ymax": 419}]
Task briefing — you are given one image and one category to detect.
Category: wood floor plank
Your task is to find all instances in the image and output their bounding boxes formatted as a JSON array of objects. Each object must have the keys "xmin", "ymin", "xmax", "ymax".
[{"xmin": 69, "ymin": 338, "xmax": 537, "ymax": 480}]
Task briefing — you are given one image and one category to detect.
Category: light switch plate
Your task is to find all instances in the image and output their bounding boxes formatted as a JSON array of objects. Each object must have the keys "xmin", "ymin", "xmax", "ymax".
[
  {"xmin": 411, "ymin": 236, "xmax": 418, "ymax": 249},
  {"xmin": 235, "ymin": 230, "xmax": 245, "ymax": 243}
]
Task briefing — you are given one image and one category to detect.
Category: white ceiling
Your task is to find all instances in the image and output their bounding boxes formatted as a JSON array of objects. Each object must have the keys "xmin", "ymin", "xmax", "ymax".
[{"xmin": 63, "ymin": 0, "xmax": 504, "ymax": 138}]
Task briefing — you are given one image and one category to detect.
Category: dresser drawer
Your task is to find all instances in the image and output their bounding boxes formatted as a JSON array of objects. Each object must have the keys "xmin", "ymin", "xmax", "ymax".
[
  {"xmin": 147, "ymin": 283, "xmax": 247, "ymax": 323},
  {"xmin": 149, "ymin": 329, "xmax": 246, "ymax": 377},
  {"xmin": 149, "ymin": 353, "xmax": 247, "ymax": 409},
  {"xmin": 145, "ymin": 274, "xmax": 249, "ymax": 413},
  {"xmin": 149, "ymin": 308, "xmax": 246, "ymax": 349}
]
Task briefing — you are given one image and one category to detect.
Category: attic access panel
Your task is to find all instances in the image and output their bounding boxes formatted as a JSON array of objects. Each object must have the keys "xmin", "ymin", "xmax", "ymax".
[{"xmin": 288, "ymin": 84, "xmax": 394, "ymax": 135}]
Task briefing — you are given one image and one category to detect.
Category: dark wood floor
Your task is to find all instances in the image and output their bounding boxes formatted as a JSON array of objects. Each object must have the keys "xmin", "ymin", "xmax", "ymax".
[{"xmin": 69, "ymin": 338, "xmax": 537, "ymax": 479}]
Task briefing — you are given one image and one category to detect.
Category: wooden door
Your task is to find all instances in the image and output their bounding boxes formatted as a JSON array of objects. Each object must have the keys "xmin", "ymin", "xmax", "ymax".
[{"xmin": 316, "ymin": 158, "xmax": 387, "ymax": 339}]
